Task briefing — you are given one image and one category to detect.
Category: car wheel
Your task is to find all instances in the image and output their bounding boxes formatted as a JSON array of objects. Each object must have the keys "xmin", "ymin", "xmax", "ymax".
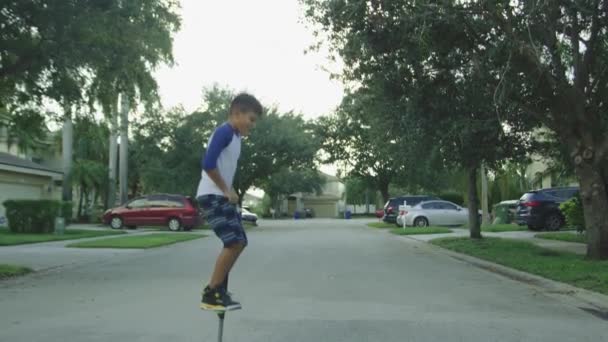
[
  {"xmin": 168, "ymin": 218, "xmax": 181, "ymax": 232},
  {"xmin": 110, "ymin": 216, "xmax": 123, "ymax": 229},
  {"xmin": 544, "ymin": 214, "xmax": 562, "ymax": 231},
  {"xmin": 414, "ymin": 217, "xmax": 429, "ymax": 227}
]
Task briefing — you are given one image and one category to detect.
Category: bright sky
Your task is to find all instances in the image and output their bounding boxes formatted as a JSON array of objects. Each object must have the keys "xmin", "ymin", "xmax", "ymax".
[{"xmin": 154, "ymin": 0, "xmax": 344, "ymax": 120}]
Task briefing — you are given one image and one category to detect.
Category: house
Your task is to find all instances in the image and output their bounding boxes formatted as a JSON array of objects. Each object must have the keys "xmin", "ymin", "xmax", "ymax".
[
  {"xmin": 284, "ymin": 172, "xmax": 346, "ymax": 218},
  {"xmin": 0, "ymin": 130, "xmax": 63, "ymax": 225},
  {"xmin": 524, "ymin": 128, "xmax": 578, "ymax": 189}
]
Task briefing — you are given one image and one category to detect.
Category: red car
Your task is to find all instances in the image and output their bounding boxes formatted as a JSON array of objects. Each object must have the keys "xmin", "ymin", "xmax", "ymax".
[{"xmin": 103, "ymin": 194, "xmax": 203, "ymax": 231}]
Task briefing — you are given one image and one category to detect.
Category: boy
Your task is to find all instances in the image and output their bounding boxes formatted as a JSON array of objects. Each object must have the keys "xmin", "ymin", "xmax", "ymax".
[{"xmin": 197, "ymin": 93, "xmax": 263, "ymax": 311}]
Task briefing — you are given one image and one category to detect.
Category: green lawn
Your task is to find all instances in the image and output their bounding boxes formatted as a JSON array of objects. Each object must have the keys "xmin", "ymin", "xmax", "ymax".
[
  {"xmin": 0, "ymin": 264, "xmax": 33, "ymax": 279},
  {"xmin": 390, "ymin": 227, "xmax": 452, "ymax": 235},
  {"xmin": 480, "ymin": 224, "xmax": 528, "ymax": 232},
  {"xmin": 535, "ymin": 232, "xmax": 586, "ymax": 244},
  {"xmin": 367, "ymin": 222, "xmax": 395, "ymax": 229},
  {"xmin": 431, "ymin": 237, "xmax": 608, "ymax": 295},
  {"xmin": 0, "ymin": 228, "xmax": 126, "ymax": 246},
  {"xmin": 67, "ymin": 233, "xmax": 205, "ymax": 249}
]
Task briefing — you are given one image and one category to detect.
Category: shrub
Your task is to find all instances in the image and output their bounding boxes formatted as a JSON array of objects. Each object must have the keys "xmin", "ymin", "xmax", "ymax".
[
  {"xmin": 560, "ymin": 194, "xmax": 586, "ymax": 232},
  {"xmin": 61, "ymin": 201, "xmax": 73, "ymax": 224},
  {"xmin": 437, "ymin": 192, "xmax": 465, "ymax": 206},
  {"xmin": 3, "ymin": 200, "xmax": 63, "ymax": 233}
]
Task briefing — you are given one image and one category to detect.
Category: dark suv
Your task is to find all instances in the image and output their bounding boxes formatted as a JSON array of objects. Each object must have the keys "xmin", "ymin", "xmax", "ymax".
[
  {"xmin": 383, "ymin": 195, "xmax": 439, "ymax": 223},
  {"xmin": 516, "ymin": 187, "xmax": 579, "ymax": 231}
]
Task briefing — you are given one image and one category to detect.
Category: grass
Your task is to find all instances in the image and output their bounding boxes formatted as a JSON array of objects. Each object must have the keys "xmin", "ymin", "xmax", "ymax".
[
  {"xmin": 0, "ymin": 264, "xmax": 33, "ymax": 279},
  {"xmin": 0, "ymin": 228, "xmax": 126, "ymax": 246},
  {"xmin": 67, "ymin": 233, "xmax": 205, "ymax": 249},
  {"xmin": 367, "ymin": 222, "xmax": 395, "ymax": 229},
  {"xmin": 480, "ymin": 224, "xmax": 529, "ymax": 232},
  {"xmin": 390, "ymin": 227, "xmax": 452, "ymax": 235},
  {"xmin": 431, "ymin": 237, "xmax": 608, "ymax": 295},
  {"xmin": 535, "ymin": 232, "xmax": 586, "ymax": 244}
]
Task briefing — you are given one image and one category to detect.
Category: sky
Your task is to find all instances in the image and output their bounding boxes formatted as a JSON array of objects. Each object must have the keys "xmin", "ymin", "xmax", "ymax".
[{"xmin": 154, "ymin": 0, "xmax": 344, "ymax": 120}]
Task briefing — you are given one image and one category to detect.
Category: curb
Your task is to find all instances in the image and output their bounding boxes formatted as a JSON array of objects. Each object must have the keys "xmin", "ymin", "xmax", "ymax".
[{"xmin": 394, "ymin": 234, "xmax": 608, "ymax": 320}]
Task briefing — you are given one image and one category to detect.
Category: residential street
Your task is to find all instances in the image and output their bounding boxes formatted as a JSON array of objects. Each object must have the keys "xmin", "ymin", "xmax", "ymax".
[{"xmin": 0, "ymin": 219, "xmax": 606, "ymax": 342}]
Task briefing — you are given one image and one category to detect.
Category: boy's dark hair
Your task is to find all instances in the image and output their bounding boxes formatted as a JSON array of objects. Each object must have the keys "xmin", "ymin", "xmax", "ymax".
[{"xmin": 230, "ymin": 93, "xmax": 263, "ymax": 116}]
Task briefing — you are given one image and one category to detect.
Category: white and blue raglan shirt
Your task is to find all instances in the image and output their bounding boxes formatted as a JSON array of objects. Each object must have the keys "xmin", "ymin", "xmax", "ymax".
[{"xmin": 196, "ymin": 123, "xmax": 241, "ymax": 197}]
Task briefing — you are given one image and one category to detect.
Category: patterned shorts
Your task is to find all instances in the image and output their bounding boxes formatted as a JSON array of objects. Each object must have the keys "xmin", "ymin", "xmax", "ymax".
[{"xmin": 197, "ymin": 194, "xmax": 248, "ymax": 247}]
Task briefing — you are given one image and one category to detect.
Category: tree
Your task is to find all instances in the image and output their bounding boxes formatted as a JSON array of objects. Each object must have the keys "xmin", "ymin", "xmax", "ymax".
[
  {"xmin": 131, "ymin": 86, "xmax": 323, "ymax": 206},
  {"xmin": 434, "ymin": 1, "xmax": 608, "ymax": 258},
  {"xmin": 303, "ymin": 0, "xmax": 535, "ymax": 238},
  {"xmin": 317, "ymin": 86, "xmax": 439, "ymax": 204},
  {"xmin": 1, "ymin": 1, "xmax": 181, "ymax": 204}
]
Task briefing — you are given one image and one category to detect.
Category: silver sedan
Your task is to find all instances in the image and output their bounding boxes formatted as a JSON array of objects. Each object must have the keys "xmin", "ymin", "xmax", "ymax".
[{"xmin": 396, "ymin": 200, "xmax": 476, "ymax": 227}]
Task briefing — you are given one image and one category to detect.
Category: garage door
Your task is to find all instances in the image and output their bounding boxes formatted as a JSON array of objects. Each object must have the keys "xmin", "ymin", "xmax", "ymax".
[
  {"xmin": 0, "ymin": 182, "xmax": 43, "ymax": 221},
  {"xmin": 307, "ymin": 202, "xmax": 337, "ymax": 218}
]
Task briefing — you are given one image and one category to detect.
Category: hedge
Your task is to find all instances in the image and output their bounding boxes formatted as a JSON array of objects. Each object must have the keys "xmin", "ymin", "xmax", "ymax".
[
  {"xmin": 3, "ymin": 200, "xmax": 68, "ymax": 234},
  {"xmin": 560, "ymin": 194, "xmax": 585, "ymax": 232}
]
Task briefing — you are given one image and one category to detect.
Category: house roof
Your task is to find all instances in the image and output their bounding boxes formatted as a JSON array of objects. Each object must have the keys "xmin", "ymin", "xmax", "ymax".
[{"xmin": 0, "ymin": 152, "xmax": 63, "ymax": 175}]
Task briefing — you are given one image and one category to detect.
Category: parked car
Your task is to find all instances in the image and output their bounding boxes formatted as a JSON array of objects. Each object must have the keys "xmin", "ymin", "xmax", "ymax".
[
  {"xmin": 375, "ymin": 209, "xmax": 384, "ymax": 218},
  {"xmin": 383, "ymin": 195, "xmax": 440, "ymax": 223},
  {"xmin": 516, "ymin": 186, "xmax": 579, "ymax": 231},
  {"xmin": 396, "ymin": 200, "xmax": 477, "ymax": 227},
  {"xmin": 241, "ymin": 207, "xmax": 258, "ymax": 225},
  {"xmin": 103, "ymin": 194, "xmax": 202, "ymax": 231}
]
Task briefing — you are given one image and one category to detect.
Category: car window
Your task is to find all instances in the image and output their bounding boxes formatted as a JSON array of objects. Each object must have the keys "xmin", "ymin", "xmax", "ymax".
[
  {"xmin": 168, "ymin": 197, "xmax": 185, "ymax": 208},
  {"xmin": 421, "ymin": 202, "xmax": 438, "ymax": 210},
  {"xmin": 148, "ymin": 195, "xmax": 169, "ymax": 208},
  {"xmin": 439, "ymin": 202, "xmax": 458, "ymax": 210},
  {"xmin": 520, "ymin": 193, "xmax": 536, "ymax": 201},
  {"xmin": 128, "ymin": 198, "xmax": 148, "ymax": 208},
  {"xmin": 558, "ymin": 189, "xmax": 577, "ymax": 199}
]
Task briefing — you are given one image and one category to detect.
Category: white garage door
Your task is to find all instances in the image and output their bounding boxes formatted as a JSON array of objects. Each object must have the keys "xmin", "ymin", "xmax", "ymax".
[
  {"xmin": 307, "ymin": 202, "xmax": 337, "ymax": 218},
  {"xmin": 0, "ymin": 182, "xmax": 43, "ymax": 222}
]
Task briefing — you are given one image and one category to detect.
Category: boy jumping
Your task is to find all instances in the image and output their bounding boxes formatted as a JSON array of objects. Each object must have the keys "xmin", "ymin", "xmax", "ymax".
[{"xmin": 197, "ymin": 93, "xmax": 263, "ymax": 311}]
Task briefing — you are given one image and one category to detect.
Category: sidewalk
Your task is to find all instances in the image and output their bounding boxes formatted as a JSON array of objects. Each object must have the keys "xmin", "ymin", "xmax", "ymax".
[
  {"xmin": 0, "ymin": 226, "xmax": 192, "ymax": 272},
  {"xmin": 397, "ymin": 227, "xmax": 586, "ymax": 255}
]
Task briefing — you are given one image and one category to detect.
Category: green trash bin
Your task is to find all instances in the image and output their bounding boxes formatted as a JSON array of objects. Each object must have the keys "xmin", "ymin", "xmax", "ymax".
[{"xmin": 492, "ymin": 200, "xmax": 518, "ymax": 224}]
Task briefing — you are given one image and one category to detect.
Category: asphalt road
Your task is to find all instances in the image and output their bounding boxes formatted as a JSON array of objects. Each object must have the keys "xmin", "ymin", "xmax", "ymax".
[{"xmin": 0, "ymin": 219, "xmax": 606, "ymax": 342}]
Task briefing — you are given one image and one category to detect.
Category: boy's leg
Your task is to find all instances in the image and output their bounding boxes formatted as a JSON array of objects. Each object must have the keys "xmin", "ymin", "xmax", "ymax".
[{"xmin": 209, "ymin": 242, "xmax": 245, "ymax": 289}]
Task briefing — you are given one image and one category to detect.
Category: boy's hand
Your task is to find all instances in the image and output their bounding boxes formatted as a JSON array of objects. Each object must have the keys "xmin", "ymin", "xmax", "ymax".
[{"xmin": 224, "ymin": 190, "xmax": 239, "ymax": 204}]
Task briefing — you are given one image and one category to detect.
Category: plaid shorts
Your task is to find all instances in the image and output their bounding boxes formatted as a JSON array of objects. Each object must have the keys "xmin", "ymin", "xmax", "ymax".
[{"xmin": 197, "ymin": 194, "xmax": 248, "ymax": 247}]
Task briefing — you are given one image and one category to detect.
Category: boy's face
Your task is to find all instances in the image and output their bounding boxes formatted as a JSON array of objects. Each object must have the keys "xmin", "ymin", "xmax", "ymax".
[{"xmin": 233, "ymin": 110, "xmax": 258, "ymax": 136}]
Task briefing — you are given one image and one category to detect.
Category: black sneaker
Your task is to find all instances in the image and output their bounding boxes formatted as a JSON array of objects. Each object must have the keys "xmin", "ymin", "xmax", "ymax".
[{"xmin": 201, "ymin": 286, "xmax": 241, "ymax": 311}]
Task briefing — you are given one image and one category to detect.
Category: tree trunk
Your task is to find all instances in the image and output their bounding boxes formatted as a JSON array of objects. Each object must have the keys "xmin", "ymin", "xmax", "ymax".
[
  {"xmin": 575, "ymin": 160, "xmax": 608, "ymax": 259},
  {"xmin": 365, "ymin": 188, "xmax": 370, "ymax": 214},
  {"xmin": 62, "ymin": 114, "xmax": 73, "ymax": 201},
  {"xmin": 107, "ymin": 105, "xmax": 118, "ymax": 209},
  {"xmin": 467, "ymin": 165, "xmax": 482, "ymax": 239},
  {"xmin": 118, "ymin": 93, "xmax": 129, "ymax": 205},
  {"xmin": 480, "ymin": 164, "xmax": 491, "ymax": 225},
  {"xmin": 379, "ymin": 181, "xmax": 390, "ymax": 204},
  {"xmin": 77, "ymin": 185, "xmax": 84, "ymax": 219}
]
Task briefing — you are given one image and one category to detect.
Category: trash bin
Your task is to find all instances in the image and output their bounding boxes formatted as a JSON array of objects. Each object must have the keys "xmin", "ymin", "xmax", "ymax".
[
  {"xmin": 294, "ymin": 211, "xmax": 300, "ymax": 220},
  {"xmin": 54, "ymin": 217, "xmax": 65, "ymax": 235},
  {"xmin": 345, "ymin": 210, "xmax": 352, "ymax": 219},
  {"xmin": 492, "ymin": 200, "xmax": 518, "ymax": 224}
]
